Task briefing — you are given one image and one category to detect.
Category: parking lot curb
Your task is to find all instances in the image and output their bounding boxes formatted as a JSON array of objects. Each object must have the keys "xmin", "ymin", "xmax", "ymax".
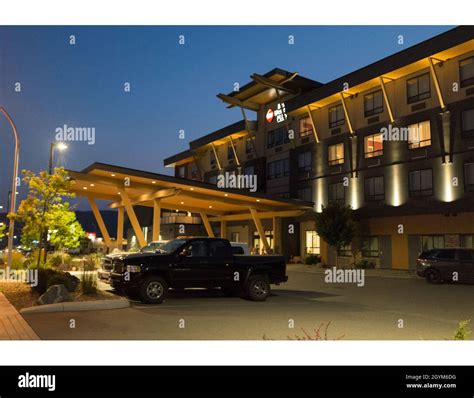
[{"xmin": 19, "ymin": 297, "xmax": 130, "ymax": 314}]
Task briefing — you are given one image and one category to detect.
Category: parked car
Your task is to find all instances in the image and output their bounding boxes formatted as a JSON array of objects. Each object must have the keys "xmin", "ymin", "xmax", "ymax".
[
  {"xmin": 98, "ymin": 240, "xmax": 168, "ymax": 282},
  {"xmin": 416, "ymin": 248, "xmax": 474, "ymax": 284},
  {"xmin": 109, "ymin": 237, "xmax": 288, "ymax": 304}
]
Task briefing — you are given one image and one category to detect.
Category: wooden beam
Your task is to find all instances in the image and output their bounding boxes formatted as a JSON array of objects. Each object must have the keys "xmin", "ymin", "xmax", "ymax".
[
  {"xmin": 120, "ymin": 190, "xmax": 146, "ymax": 248},
  {"xmin": 152, "ymin": 199, "xmax": 161, "ymax": 241},
  {"xmin": 379, "ymin": 77, "xmax": 395, "ymax": 123},
  {"xmin": 216, "ymin": 93, "xmax": 260, "ymax": 111},
  {"xmin": 116, "ymin": 206, "xmax": 124, "ymax": 250},
  {"xmin": 211, "ymin": 143, "xmax": 222, "ymax": 171},
  {"xmin": 340, "ymin": 92, "xmax": 354, "ymax": 135},
  {"xmin": 228, "ymin": 135, "xmax": 241, "ymax": 166},
  {"xmin": 209, "ymin": 209, "xmax": 305, "ymax": 222},
  {"xmin": 87, "ymin": 197, "xmax": 112, "ymax": 248},
  {"xmin": 249, "ymin": 207, "xmax": 271, "ymax": 254},
  {"xmin": 429, "ymin": 57, "xmax": 446, "ymax": 110},
  {"xmin": 108, "ymin": 188, "xmax": 179, "ymax": 208},
  {"xmin": 200, "ymin": 213, "xmax": 215, "ymax": 237},
  {"xmin": 250, "ymin": 73, "xmax": 298, "ymax": 94},
  {"xmin": 306, "ymin": 105, "xmax": 320, "ymax": 143},
  {"xmin": 220, "ymin": 220, "xmax": 227, "ymax": 239}
]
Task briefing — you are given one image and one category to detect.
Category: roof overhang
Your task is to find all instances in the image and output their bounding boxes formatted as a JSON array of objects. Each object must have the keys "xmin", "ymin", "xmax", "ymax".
[{"xmin": 68, "ymin": 163, "xmax": 313, "ymax": 218}]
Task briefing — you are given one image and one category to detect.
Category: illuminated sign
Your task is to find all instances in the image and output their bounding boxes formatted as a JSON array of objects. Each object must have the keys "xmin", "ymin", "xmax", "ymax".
[{"xmin": 266, "ymin": 102, "xmax": 287, "ymax": 123}]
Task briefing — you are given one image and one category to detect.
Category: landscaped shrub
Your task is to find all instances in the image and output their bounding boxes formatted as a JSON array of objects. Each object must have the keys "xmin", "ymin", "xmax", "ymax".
[
  {"xmin": 453, "ymin": 320, "xmax": 471, "ymax": 340},
  {"xmin": 304, "ymin": 254, "xmax": 321, "ymax": 265},
  {"xmin": 80, "ymin": 270, "xmax": 97, "ymax": 295},
  {"xmin": 9, "ymin": 251, "xmax": 26, "ymax": 270},
  {"xmin": 46, "ymin": 273, "xmax": 79, "ymax": 293},
  {"xmin": 82, "ymin": 253, "xmax": 101, "ymax": 271},
  {"xmin": 354, "ymin": 259, "xmax": 376, "ymax": 269},
  {"xmin": 33, "ymin": 269, "xmax": 79, "ymax": 294},
  {"xmin": 48, "ymin": 252, "xmax": 72, "ymax": 268}
]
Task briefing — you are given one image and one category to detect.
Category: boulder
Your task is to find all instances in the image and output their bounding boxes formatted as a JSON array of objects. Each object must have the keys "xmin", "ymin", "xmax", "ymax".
[{"xmin": 37, "ymin": 284, "xmax": 71, "ymax": 305}]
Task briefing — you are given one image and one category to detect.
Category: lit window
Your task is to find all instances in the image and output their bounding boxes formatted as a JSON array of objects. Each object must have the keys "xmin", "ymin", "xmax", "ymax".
[
  {"xmin": 328, "ymin": 143, "xmax": 344, "ymax": 166},
  {"xmin": 329, "ymin": 105, "xmax": 345, "ymax": 128},
  {"xmin": 364, "ymin": 133, "xmax": 384, "ymax": 158},
  {"xmin": 408, "ymin": 120, "xmax": 431, "ymax": 149},
  {"xmin": 305, "ymin": 231, "xmax": 320, "ymax": 254},
  {"xmin": 460, "ymin": 56, "xmax": 474, "ymax": 88},
  {"xmin": 364, "ymin": 90, "xmax": 384, "ymax": 117},
  {"xmin": 409, "ymin": 169, "xmax": 433, "ymax": 197},
  {"xmin": 407, "ymin": 73, "xmax": 431, "ymax": 104},
  {"xmin": 299, "ymin": 116, "xmax": 313, "ymax": 137}
]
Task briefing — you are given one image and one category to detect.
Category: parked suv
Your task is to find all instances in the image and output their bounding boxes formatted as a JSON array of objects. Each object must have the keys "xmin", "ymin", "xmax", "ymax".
[{"xmin": 416, "ymin": 248, "xmax": 474, "ymax": 284}]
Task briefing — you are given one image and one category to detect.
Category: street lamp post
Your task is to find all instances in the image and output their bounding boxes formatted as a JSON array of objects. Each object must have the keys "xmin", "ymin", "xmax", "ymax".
[
  {"xmin": 49, "ymin": 142, "xmax": 68, "ymax": 174},
  {"xmin": 0, "ymin": 107, "xmax": 20, "ymax": 270}
]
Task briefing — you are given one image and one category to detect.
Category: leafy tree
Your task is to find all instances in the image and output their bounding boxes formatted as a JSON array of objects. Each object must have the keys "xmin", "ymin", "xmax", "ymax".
[
  {"xmin": 9, "ymin": 167, "xmax": 84, "ymax": 266},
  {"xmin": 0, "ymin": 222, "xmax": 6, "ymax": 239},
  {"xmin": 314, "ymin": 202, "xmax": 356, "ymax": 267}
]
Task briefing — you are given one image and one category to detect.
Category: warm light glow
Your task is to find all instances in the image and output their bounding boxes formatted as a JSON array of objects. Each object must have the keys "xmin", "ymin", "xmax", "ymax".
[
  {"xmin": 90, "ymin": 184, "xmax": 94, "ymax": 187},
  {"xmin": 350, "ymin": 177, "xmax": 360, "ymax": 210},
  {"xmin": 56, "ymin": 142, "xmax": 68, "ymax": 151},
  {"xmin": 390, "ymin": 164, "xmax": 403, "ymax": 207},
  {"xmin": 152, "ymin": 181, "xmax": 156, "ymax": 184},
  {"xmin": 209, "ymin": 205, "xmax": 213, "ymax": 208},
  {"xmin": 315, "ymin": 178, "xmax": 324, "ymax": 212},
  {"xmin": 224, "ymin": 193, "xmax": 228, "ymax": 197},
  {"xmin": 190, "ymin": 187, "xmax": 194, "ymax": 191},
  {"xmin": 256, "ymin": 199, "xmax": 260, "ymax": 202},
  {"xmin": 111, "ymin": 174, "xmax": 116, "ymax": 177},
  {"xmin": 83, "ymin": 187, "xmax": 87, "ymax": 190},
  {"xmin": 442, "ymin": 162, "xmax": 456, "ymax": 203},
  {"xmin": 180, "ymin": 201, "xmax": 184, "ymax": 205}
]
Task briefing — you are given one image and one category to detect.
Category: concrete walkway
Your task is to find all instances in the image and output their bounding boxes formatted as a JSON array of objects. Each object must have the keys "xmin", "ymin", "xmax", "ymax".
[
  {"xmin": 0, "ymin": 293, "xmax": 39, "ymax": 340},
  {"xmin": 287, "ymin": 263, "xmax": 418, "ymax": 279}
]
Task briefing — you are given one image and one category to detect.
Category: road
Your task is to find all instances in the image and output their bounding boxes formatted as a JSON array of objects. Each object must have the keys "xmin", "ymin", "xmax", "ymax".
[{"xmin": 22, "ymin": 270, "xmax": 474, "ymax": 340}]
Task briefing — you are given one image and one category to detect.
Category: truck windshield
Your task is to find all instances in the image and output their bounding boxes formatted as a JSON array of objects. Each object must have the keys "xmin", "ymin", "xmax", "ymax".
[{"xmin": 159, "ymin": 239, "xmax": 189, "ymax": 254}]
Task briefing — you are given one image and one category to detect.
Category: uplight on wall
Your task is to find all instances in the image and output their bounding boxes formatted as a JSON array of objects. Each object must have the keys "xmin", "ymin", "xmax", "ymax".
[
  {"xmin": 350, "ymin": 177, "xmax": 360, "ymax": 210},
  {"xmin": 441, "ymin": 162, "xmax": 456, "ymax": 203}
]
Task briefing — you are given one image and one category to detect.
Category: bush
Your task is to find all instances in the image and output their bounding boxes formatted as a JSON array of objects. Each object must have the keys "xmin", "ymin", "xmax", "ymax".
[
  {"xmin": 82, "ymin": 253, "xmax": 101, "ymax": 271},
  {"xmin": 80, "ymin": 270, "xmax": 97, "ymax": 295},
  {"xmin": 8, "ymin": 251, "xmax": 26, "ymax": 270},
  {"xmin": 305, "ymin": 254, "xmax": 321, "ymax": 265},
  {"xmin": 46, "ymin": 273, "xmax": 79, "ymax": 293},
  {"xmin": 33, "ymin": 269, "xmax": 79, "ymax": 294},
  {"xmin": 48, "ymin": 252, "xmax": 72, "ymax": 268},
  {"xmin": 454, "ymin": 320, "xmax": 471, "ymax": 340},
  {"xmin": 355, "ymin": 259, "xmax": 376, "ymax": 269}
]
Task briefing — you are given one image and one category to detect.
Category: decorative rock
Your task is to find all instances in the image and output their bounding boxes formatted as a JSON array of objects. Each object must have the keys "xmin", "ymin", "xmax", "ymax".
[{"xmin": 37, "ymin": 284, "xmax": 71, "ymax": 305}]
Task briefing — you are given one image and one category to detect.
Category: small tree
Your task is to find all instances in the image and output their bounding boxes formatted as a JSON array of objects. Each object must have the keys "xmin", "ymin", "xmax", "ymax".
[
  {"xmin": 10, "ymin": 167, "xmax": 82, "ymax": 266},
  {"xmin": 0, "ymin": 223, "xmax": 6, "ymax": 239},
  {"xmin": 315, "ymin": 202, "xmax": 356, "ymax": 267}
]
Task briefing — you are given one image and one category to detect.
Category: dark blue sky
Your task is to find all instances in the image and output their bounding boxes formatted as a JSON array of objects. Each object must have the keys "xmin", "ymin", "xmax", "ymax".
[{"xmin": 0, "ymin": 26, "xmax": 451, "ymax": 209}]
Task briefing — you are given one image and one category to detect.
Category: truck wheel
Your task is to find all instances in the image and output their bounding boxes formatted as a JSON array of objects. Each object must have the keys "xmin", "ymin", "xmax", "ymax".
[
  {"xmin": 245, "ymin": 275, "xmax": 270, "ymax": 302},
  {"xmin": 139, "ymin": 276, "xmax": 169, "ymax": 304}
]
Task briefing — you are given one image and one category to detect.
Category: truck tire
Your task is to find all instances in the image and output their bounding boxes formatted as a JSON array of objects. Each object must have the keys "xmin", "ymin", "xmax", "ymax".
[
  {"xmin": 139, "ymin": 276, "xmax": 169, "ymax": 304},
  {"xmin": 245, "ymin": 275, "xmax": 270, "ymax": 302}
]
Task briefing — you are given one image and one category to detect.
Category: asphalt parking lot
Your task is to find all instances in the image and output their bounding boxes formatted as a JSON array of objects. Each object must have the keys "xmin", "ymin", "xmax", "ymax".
[{"xmin": 23, "ymin": 270, "xmax": 474, "ymax": 340}]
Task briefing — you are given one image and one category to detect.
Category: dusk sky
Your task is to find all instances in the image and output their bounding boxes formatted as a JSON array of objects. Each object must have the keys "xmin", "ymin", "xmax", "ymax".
[{"xmin": 0, "ymin": 26, "xmax": 451, "ymax": 210}]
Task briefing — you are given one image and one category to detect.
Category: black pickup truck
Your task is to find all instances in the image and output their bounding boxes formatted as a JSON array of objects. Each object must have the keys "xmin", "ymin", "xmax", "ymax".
[{"xmin": 109, "ymin": 237, "xmax": 288, "ymax": 304}]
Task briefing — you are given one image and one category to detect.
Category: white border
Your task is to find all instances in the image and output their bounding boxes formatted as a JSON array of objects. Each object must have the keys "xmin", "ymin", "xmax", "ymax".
[
  {"xmin": 0, "ymin": 341, "xmax": 473, "ymax": 365},
  {"xmin": 0, "ymin": 0, "xmax": 472, "ymax": 25}
]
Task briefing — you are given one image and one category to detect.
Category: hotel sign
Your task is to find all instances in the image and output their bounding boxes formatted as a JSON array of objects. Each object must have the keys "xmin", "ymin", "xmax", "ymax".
[{"xmin": 266, "ymin": 102, "xmax": 287, "ymax": 124}]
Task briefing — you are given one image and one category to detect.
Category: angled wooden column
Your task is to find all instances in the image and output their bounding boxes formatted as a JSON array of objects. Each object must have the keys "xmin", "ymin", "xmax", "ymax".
[
  {"xmin": 200, "ymin": 213, "xmax": 215, "ymax": 237},
  {"xmin": 220, "ymin": 220, "xmax": 227, "ymax": 239},
  {"xmin": 211, "ymin": 143, "xmax": 222, "ymax": 171},
  {"xmin": 428, "ymin": 57, "xmax": 446, "ymax": 110},
  {"xmin": 152, "ymin": 199, "xmax": 161, "ymax": 241},
  {"xmin": 228, "ymin": 136, "xmax": 241, "ymax": 166},
  {"xmin": 88, "ymin": 197, "xmax": 112, "ymax": 248},
  {"xmin": 379, "ymin": 77, "xmax": 395, "ymax": 123},
  {"xmin": 249, "ymin": 207, "xmax": 270, "ymax": 254},
  {"xmin": 340, "ymin": 92, "xmax": 354, "ymax": 135},
  {"xmin": 306, "ymin": 105, "xmax": 320, "ymax": 143},
  {"xmin": 120, "ymin": 190, "xmax": 146, "ymax": 248},
  {"xmin": 116, "ymin": 206, "xmax": 124, "ymax": 250}
]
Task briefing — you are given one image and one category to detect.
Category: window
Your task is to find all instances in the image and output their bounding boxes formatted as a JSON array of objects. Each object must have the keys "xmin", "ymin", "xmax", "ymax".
[
  {"xmin": 362, "ymin": 237, "xmax": 379, "ymax": 258},
  {"xmin": 297, "ymin": 186, "xmax": 312, "ymax": 202},
  {"xmin": 208, "ymin": 175, "xmax": 217, "ymax": 185},
  {"xmin": 464, "ymin": 163, "xmax": 474, "ymax": 192},
  {"xmin": 244, "ymin": 165, "xmax": 255, "ymax": 176},
  {"xmin": 365, "ymin": 176, "xmax": 385, "ymax": 201},
  {"xmin": 435, "ymin": 249, "xmax": 456, "ymax": 260},
  {"xmin": 267, "ymin": 127, "xmax": 290, "ymax": 148},
  {"xmin": 227, "ymin": 143, "xmax": 234, "ymax": 160},
  {"xmin": 421, "ymin": 235, "xmax": 444, "ymax": 251},
  {"xmin": 364, "ymin": 133, "xmax": 384, "ymax": 158},
  {"xmin": 190, "ymin": 162, "xmax": 198, "ymax": 179},
  {"xmin": 328, "ymin": 143, "xmax": 344, "ymax": 166},
  {"xmin": 299, "ymin": 116, "xmax": 313, "ymax": 137},
  {"xmin": 328, "ymin": 182, "xmax": 345, "ymax": 204},
  {"xmin": 407, "ymin": 73, "xmax": 431, "ymax": 104},
  {"xmin": 364, "ymin": 90, "xmax": 384, "ymax": 117},
  {"xmin": 460, "ymin": 56, "xmax": 474, "ymax": 87},
  {"xmin": 305, "ymin": 231, "xmax": 320, "ymax": 254},
  {"xmin": 252, "ymin": 230, "xmax": 274, "ymax": 253},
  {"xmin": 461, "ymin": 108, "xmax": 474, "ymax": 134},
  {"xmin": 177, "ymin": 165, "xmax": 186, "ymax": 178},
  {"xmin": 458, "ymin": 249, "xmax": 474, "ymax": 262},
  {"xmin": 230, "ymin": 232, "xmax": 240, "ymax": 243},
  {"xmin": 461, "ymin": 235, "xmax": 474, "ymax": 249},
  {"xmin": 409, "ymin": 169, "xmax": 433, "ymax": 197},
  {"xmin": 184, "ymin": 240, "xmax": 207, "ymax": 257},
  {"xmin": 338, "ymin": 243, "xmax": 352, "ymax": 257},
  {"xmin": 408, "ymin": 120, "xmax": 431, "ymax": 149},
  {"xmin": 329, "ymin": 105, "xmax": 345, "ymax": 128},
  {"xmin": 267, "ymin": 158, "xmax": 290, "ymax": 180},
  {"xmin": 246, "ymin": 136, "xmax": 255, "ymax": 154},
  {"xmin": 209, "ymin": 240, "xmax": 229, "ymax": 257},
  {"xmin": 210, "ymin": 150, "xmax": 217, "ymax": 166},
  {"xmin": 298, "ymin": 151, "xmax": 312, "ymax": 172}
]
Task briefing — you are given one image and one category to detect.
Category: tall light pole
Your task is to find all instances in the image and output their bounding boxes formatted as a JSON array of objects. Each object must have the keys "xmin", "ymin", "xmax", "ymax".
[
  {"xmin": 49, "ymin": 142, "xmax": 68, "ymax": 174},
  {"xmin": 0, "ymin": 107, "xmax": 20, "ymax": 270}
]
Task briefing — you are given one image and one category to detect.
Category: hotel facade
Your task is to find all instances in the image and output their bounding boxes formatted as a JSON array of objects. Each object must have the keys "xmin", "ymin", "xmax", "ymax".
[{"xmin": 161, "ymin": 26, "xmax": 474, "ymax": 269}]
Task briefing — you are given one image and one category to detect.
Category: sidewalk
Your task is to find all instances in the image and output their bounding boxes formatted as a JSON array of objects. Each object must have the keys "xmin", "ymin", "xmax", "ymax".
[
  {"xmin": 287, "ymin": 263, "xmax": 418, "ymax": 279},
  {"xmin": 0, "ymin": 293, "xmax": 39, "ymax": 340}
]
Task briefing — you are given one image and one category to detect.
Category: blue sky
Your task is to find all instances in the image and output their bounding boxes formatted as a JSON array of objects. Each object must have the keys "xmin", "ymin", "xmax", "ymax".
[{"xmin": 0, "ymin": 25, "xmax": 451, "ymax": 209}]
